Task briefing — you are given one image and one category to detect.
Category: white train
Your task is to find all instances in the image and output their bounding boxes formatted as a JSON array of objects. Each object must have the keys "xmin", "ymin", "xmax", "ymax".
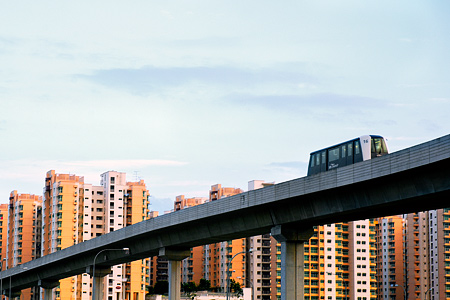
[{"xmin": 307, "ymin": 135, "xmax": 389, "ymax": 176}]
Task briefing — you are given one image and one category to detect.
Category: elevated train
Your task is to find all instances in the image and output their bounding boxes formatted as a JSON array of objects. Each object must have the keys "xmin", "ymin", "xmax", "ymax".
[{"xmin": 307, "ymin": 135, "xmax": 389, "ymax": 176}]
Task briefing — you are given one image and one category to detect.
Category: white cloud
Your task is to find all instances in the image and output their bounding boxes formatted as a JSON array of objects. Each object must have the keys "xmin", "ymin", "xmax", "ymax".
[
  {"xmin": 0, "ymin": 158, "xmax": 187, "ymax": 185},
  {"xmin": 429, "ymin": 97, "xmax": 450, "ymax": 104}
]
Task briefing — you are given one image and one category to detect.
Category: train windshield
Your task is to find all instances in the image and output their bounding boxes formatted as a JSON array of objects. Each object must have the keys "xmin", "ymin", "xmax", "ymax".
[{"xmin": 371, "ymin": 137, "xmax": 388, "ymax": 158}]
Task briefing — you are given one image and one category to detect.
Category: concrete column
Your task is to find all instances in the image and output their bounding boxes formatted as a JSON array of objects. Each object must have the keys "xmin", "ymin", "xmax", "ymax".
[
  {"xmin": 38, "ymin": 280, "xmax": 59, "ymax": 300},
  {"xmin": 271, "ymin": 225, "xmax": 314, "ymax": 300},
  {"xmin": 43, "ymin": 288, "xmax": 53, "ymax": 300},
  {"xmin": 159, "ymin": 247, "xmax": 190, "ymax": 300},
  {"xmin": 86, "ymin": 266, "xmax": 112, "ymax": 300}
]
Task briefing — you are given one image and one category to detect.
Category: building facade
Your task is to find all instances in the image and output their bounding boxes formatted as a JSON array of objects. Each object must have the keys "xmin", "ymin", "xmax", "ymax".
[
  {"xmin": 375, "ymin": 216, "xmax": 405, "ymax": 300},
  {"xmin": 42, "ymin": 170, "xmax": 151, "ymax": 300},
  {"xmin": 7, "ymin": 191, "xmax": 42, "ymax": 300}
]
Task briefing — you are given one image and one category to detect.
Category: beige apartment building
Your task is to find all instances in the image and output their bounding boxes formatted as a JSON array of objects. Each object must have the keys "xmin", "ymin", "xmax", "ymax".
[{"xmin": 247, "ymin": 180, "xmax": 276, "ymax": 300}]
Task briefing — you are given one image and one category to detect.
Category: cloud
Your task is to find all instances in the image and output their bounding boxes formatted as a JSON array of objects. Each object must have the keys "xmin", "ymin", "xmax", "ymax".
[
  {"xmin": 417, "ymin": 119, "xmax": 441, "ymax": 132},
  {"xmin": 0, "ymin": 159, "xmax": 187, "ymax": 183},
  {"xmin": 267, "ymin": 161, "xmax": 307, "ymax": 170},
  {"xmin": 429, "ymin": 97, "xmax": 450, "ymax": 104},
  {"xmin": 399, "ymin": 37, "xmax": 413, "ymax": 43},
  {"xmin": 76, "ymin": 65, "xmax": 315, "ymax": 94},
  {"xmin": 264, "ymin": 161, "xmax": 309, "ymax": 179},
  {"xmin": 226, "ymin": 93, "xmax": 383, "ymax": 112}
]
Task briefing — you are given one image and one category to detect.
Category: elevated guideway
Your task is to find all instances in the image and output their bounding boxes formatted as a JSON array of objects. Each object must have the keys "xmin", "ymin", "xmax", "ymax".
[{"xmin": 1, "ymin": 134, "xmax": 450, "ymax": 300}]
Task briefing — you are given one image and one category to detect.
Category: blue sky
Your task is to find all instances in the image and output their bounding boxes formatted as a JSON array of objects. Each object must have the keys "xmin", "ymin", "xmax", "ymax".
[{"xmin": 1, "ymin": 1, "xmax": 449, "ymax": 213}]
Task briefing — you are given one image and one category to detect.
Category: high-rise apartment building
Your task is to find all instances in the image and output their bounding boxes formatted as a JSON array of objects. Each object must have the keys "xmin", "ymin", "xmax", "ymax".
[
  {"xmin": 169, "ymin": 185, "xmax": 248, "ymax": 293},
  {"xmin": 430, "ymin": 208, "xmax": 450, "ymax": 299},
  {"xmin": 247, "ymin": 180, "xmax": 276, "ymax": 300},
  {"xmin": 43, "ymin": 171, "xmax": 85, "ymax": 299},
  {"xmin": 207, "ymin": 184, "xmax": 247, "ymax": 291},
  {"xmin": 375, "ymin": 216, "xmax": 405, "ymax": 300},
  {"xmin": 42, "ymin": 170, "xmax": 150, "ymax": 300},
  {"xmin": 405, "ymin": 212, "xmax": 430, "ymax": 300},
  {"xmin": 174, "ymin": 195, "xmax": 208, "ymax": 284},
  {"xmin": 404, "ymin": 209, "xmax": 450, "ymax": 300},
  {"xmin": 303, "ymin": 220, "xmax": 377, "ymax": 300},
  {"xmin": 7, "ymin": 191, "xmax": 42, "ymax": 300},
  {"xmin": 0, "ymin": 203, "xmax": 8, "ymax": 268}
]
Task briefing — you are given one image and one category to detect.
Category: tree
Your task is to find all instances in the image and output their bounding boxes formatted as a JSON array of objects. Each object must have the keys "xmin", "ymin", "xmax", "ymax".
[
  {"xmin": 146, "ymin": 285, "xmax": 155, "ymax": 295},
  {"xmin": 153, "ymin": 281, "xmax": 169, "ymax": 295},
  {"xmin": 182, "ymin": 282, "xmax": 197, "ymax": 294},
  {"xmin": 229, "ymin": 279, "xmax": 243, "ymax": 297},
  {"xmin": 182, "ymin": 282, "xmax": 197, "ymax": 299},
  {"xmin": 197, "ymin": 278, "xmax": 211, "ymax": 291}
]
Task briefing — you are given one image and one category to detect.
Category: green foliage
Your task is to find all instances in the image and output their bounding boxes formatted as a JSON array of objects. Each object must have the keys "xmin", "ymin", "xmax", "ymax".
[
  {"xmin": 153, "ymin": 281, "xmax": 169, "ymax": 295},
  {"xmin": 229, "ymin": 279, "xmax": 243, "ymax": 297},
  {"xmin": 182, "ymin": 282, "xmax": 197, "ymax": 293},
  {"xmin": 197, "ymin": 278, "xmax": 211, "ymax": 291}
]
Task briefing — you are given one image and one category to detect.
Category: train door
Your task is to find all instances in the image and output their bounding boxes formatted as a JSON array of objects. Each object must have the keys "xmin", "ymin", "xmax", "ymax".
[
  {"xmin": 339, "ymin": 144, "xmax": 347, "ymax": 167},
  {"xmin": 346, "ymin": 142, "xmax": 353, "ymax": 165},
  {"xmin": 320, "ymin": 151, "xmax": 327, "ymax": 172},
  {"xmin": 327, "ymin": 147, "xmax": 340, "ymax": 170}
]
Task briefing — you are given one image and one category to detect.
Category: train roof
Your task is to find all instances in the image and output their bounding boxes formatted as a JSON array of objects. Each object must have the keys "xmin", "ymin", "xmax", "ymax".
[{"xmin": 309, "ymin": 135, "xmax": 385, "ymax": 155}]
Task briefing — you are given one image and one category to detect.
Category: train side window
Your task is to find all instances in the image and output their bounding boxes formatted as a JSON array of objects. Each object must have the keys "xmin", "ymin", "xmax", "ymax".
[
  {"xmin": 316, "ymin": 153, "xmax": 320, "ymax": 166},
  {"xmin": 310, "ymin": 155, "xmax": 315, "ymax": 167},
  {"xmin": 321, "ymin": 151, "xmax": 326, "ymax": 164},
  {"xmin": 354, "ymin": 140, "xmax": 363, "ymax": 162},
  {"xmin": 348, "ymin": 143, "xmax": 353, "ymax": 156},
  {"xmin": 341, "ymin": 145, "xmax": 346, "ymax": 158}
]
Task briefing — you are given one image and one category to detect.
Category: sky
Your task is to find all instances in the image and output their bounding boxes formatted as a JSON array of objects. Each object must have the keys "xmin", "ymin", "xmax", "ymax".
[{"xmin": 1, "ymin": 1, "xmax": 449, "ymax": 213}]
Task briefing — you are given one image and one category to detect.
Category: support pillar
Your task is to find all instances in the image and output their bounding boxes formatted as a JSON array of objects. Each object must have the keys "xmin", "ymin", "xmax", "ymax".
[
  {"xmin": 38, "ymin": 280, "xmax": 59, "ymax": 300},
  {"xmin": 271, "ymin": 225, "xmax": 314, "ymax": 300},
  {"xmin": 159, "ymin": 247, "xmax": 191, "ymax": 300},
  {"xmin": 86, "ymin": 266, "xmax": 112, "ymax": 300}
]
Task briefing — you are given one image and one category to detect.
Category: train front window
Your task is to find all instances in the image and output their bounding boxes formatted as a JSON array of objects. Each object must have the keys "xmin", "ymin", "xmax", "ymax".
[{"xmin": 372, "ymin": 138, "xmax": 388, "ymax": 157}]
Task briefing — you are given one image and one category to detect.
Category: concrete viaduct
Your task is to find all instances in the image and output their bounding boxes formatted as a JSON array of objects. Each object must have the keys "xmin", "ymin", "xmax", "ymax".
[{"xmin": 1, "ymin": 134, "xmax": 450, "ymax": 300}]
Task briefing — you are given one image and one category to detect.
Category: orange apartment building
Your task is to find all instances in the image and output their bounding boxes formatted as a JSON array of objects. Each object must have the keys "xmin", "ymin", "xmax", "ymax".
[
  {"xmin": 433, "ymin": 208, "xmax": 450, "ymax": 300},
  {"xmin": 405, "ymin": 208, "xmax": 450, "ymax": 300},
  {"xmin": 207, "ymin": 184, "xmax": 247, "ymax": 292},
  {"xmin": 0, "ymin": 203, "xmax": 8, "ymax": 268},
  {"xmin": 7, "ymin": 191, "xmax": 42, "ymax": 300},
  {"xmin": 375, "ymin": 216, "xmax": 405, "ymax": 300},
  {"xmin": 43, "ymin": 170, "xmax": 151, "ymax": 300},
  {"xmin": 174, "ymin": 195, "xmax": 207, "ymax": 284},
  {"xmin": 43, "ymin": 170, "xmax": 84, "ymax": 300},
  {"xmin": 168, "ymin": 185, "xmax": 248, "ymax": 293}
]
